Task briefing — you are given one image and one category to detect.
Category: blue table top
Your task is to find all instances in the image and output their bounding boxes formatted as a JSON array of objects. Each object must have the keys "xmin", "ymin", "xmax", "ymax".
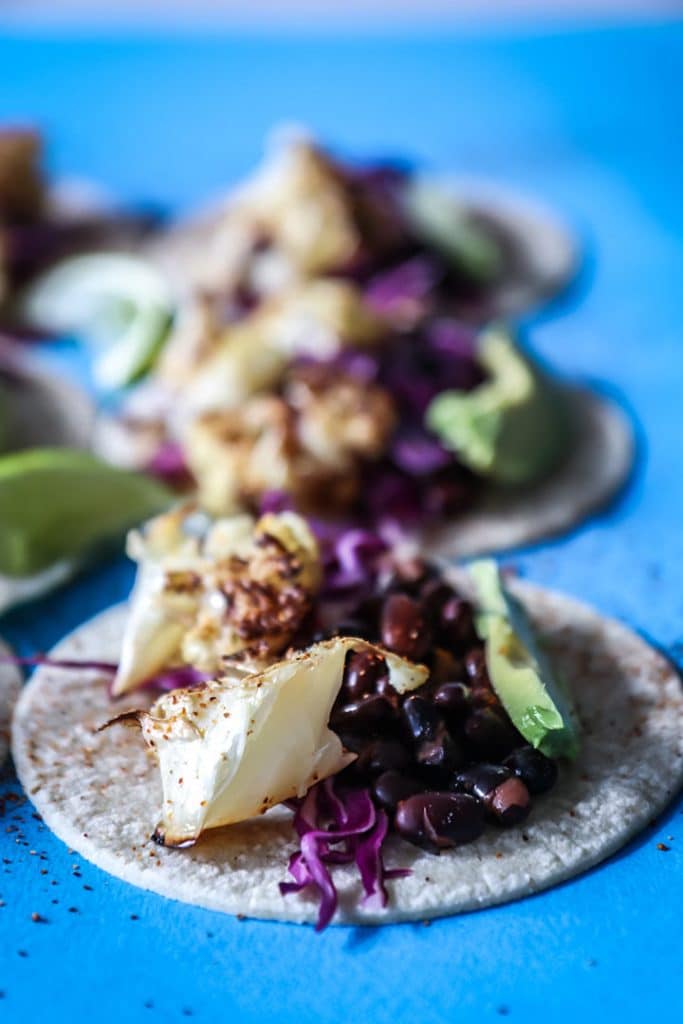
[{"xmin": 2, "ymin": 18, "xmax": 683, "ymax": 1023}]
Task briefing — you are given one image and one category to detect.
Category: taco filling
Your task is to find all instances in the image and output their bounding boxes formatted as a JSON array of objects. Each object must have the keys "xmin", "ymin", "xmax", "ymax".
[
  {"xmin": 103, "ymin": 312, "xmax": 571, "ymax": 534},
  {"xmin": 38, "ymin": 134, "xmax": 583, "ymax": 540},
  {"xmin": 92, "ymin": 506, "xmax": 579, "ymax": 928}
]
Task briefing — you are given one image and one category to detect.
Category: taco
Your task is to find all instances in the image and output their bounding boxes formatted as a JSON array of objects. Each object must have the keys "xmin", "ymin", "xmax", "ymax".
[
  {"xmin": 94, "ymin": 318, "xmax": 632, "ymax": 558},
  {"xmin": 12, "ymin": 508, "xmax": 683, "ymax": 926},
  {"xmin": 22, "ymin": 133, "xmax": 629, "ymax": 554},
  {"xmin": 0, "ymin": 126, "xmax": 161, "ymax": 328},
  {"xmin": 145, "ymin": 133, "xmax": 576, "ymax": 321},
  {"xmin": 123, "ymin": 138, "xmax": 626, "ymax": 548},
  {"xmin": 0, "ymin": 347, "xmax": 94, "ymax": 454}
]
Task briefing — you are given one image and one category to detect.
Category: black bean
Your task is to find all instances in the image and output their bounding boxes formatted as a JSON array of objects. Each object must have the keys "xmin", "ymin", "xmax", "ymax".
[
  {"xmin": 382, "ymin": 576, "xmax": 412, "ymax": 599},
  {"xmin": 424, "ymin": 478, "xmax": 471, "ymax": 518},
  {"xmin": 464, "ymin": 707, "xmax": 520, "ymax": 759},
  {"xmin": 375, "ymin": 675, "xmax": 400, "ymax": 705},
  {"xmin": 428, "ymin": 648, "xmax": 466, "ymax": 687},
  {"xmin": 343, "ymin": 649, "xmax": 388, "ymax": 700},
  {"xmin": 470, "ymin": 683, "xmax": 499, "ymax": 709},
  {"xmin": 504, "ymin": 746, "xmax": 558, "ymax": 795},
  {"xmin": 389, "ymin": 559, "xmax": 438, "ymax": 595},
  {"xmin": 353, "ymin": 595, "xmax": 383, "ymax": 626},
  {"xmin": 335, "ymin": 618, "xmax": 376, "ymax": 640},
  {"xmin": 464, "ymin": 648, "xmax": 489, "ymax": 684},
  {"xmin": 395, "ymin": 793, "xmax": 485, "ymax": 852},
  {"xmin": 356, "ymin": 739, "xmax": 410, "ymax": 777},
  {"xmin": 420, "ymin": 579, "xmax": 457, "ymax": 617},
  {"xmin": 372, "ymin": 771, "xmax": 424, "ymax": 812},
  {"xmin": 415, "ymin": 727, "xmax": 464, "ymax": 777},
  {"xmin": 439, "ymin": 598, "xmax": 476, "ymax": 648},
  {"xmin": 330, "ymin": 694, "xmax": 394, "ymax": 734},
  {"xmin": 455, "ymin": 764, "xmax": 512, "ymax": 799},
  {"xmin": 402, "ymin": 695, "xmax": 442, "ymax": 743},
  {"xmin": 489, "ymin": 777, "xmax": 531, "ymax": 826},
  {"xmin": 334, "ymin": 731, "xmax": 367, "ymax": 755},
  {"xmin": 433, "ymin": 681, "xmax": 471, "ymax": 716},
  {"xmin": 380, "ymin": 593, "xmax": 431, "ymax": 660}
]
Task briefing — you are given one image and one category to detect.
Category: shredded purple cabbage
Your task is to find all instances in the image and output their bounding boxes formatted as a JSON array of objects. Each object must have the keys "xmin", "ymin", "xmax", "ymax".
[
  {"xmin": 258, "ymin": 490, "xmax": 296, "ymax": 515},
  {"xmin": 280, "ymin": 778, "xmax": 410, "ymax": 930},
  {"xmin": 136, "ymin": 665, "xmax": 211, "ymax": 694},
  {"xmin": 377, "ymin": 318, "xmax": 480, "ymax": 419},
  {"xmin": 363, "ymin": 466, "xmax": 422, "ymax": 527},
  {"xmin": 0, "ymin": 654, "xmax": 118, "ymax": 674},
  {"xmin": 0, "ymin": 654, "xmax": 208, "ymax": 695},
  {"xmin": 312, "ymin": 520, "xmax": 386, "ymax": 621},
  {"xmin": 292, "ymin": 349, "xmax": 379, "ymax": 383},
  {"xmin": 333, "ymin": 349, "xmax": 380, "ymax": 382},
  {"xmin": 426, "ymin": 317, "xmax": 479, "ymax": 361},
  {"xmin": 390, "ymin": 429, "xmax": 453, "ymax": 476},
  {"xmin": 319, "ymin": 526, "xmax": 387, "ymax": 595},
  {"xmin": 146, "ymin": 440, "xmax": 192, "ymax": 488},
  {"xmin": 365, "ymin": 256, "xmax": 441, "ymax": 323}
]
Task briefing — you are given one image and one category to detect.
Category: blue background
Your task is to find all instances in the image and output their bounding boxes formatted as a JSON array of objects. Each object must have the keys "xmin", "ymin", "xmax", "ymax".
[{"xmin": 1, "ymin": 18, "xmax": 682, "ymax": 1022}]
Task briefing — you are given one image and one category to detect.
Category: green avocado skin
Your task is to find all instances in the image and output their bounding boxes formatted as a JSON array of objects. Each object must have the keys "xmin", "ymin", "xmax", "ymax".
[
  {"xmin": 0, "ymin": 448, "xmax": 172, "ymax": 577},
  {"xmin": 403, "ymin": 179, "xmax": 502, "ymax": 284},
  {"xmin": 470, "ymin": 559, "xmax": 580, "ymax": 760},
  {"xmin": 426, "ymin": 326, "xmax": 570, "ymax": 485}
]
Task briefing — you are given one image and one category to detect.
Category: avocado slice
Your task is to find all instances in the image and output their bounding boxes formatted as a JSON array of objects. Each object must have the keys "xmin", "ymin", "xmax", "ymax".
[
  {"xmin": 403, "ymin": 179, "xmax": 502, "ymax": 283},
  {"xmin": 469, "ymin": 559, "xmax": 579, "ymax": 759},
  {"xmin": 0, "ymin": 448, "xmax": 172, "ymax": 577},
  {"xmin": 426, "ymin": 325, "xmax": 570, "ymax": 485}
]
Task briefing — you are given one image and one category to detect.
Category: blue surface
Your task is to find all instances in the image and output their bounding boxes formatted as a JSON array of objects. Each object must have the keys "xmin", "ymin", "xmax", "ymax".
[{"xmin": 2, "ymin": 19, "xmax": 683, "ymax": 1023}]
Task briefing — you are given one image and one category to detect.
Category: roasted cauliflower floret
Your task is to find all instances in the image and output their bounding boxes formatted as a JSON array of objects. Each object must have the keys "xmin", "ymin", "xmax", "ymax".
[
  {"xmin": 159, "ymin": 278, "xmax": 386, "ymax": 412},
  {"xmin": 185, "ymin": 370, "xmax": 396, "ymax": 516},
  {"xmin": 182, "ymin": 512, "xmax": 321, "ymax": 667},
  {"xmin": 185, "ymin": 397, "xmax": 299, "ymax": 514},
  {"xmin": 287, "ymin": 363, "xmax": 396, "ymax": 467},
  {"xmin": 231, "ymin": 139, "xmax": 362, "ymax": 276},
  {"xmin": 155, "ymin": 136, "xmax": 407, "ymax": 321},
  {"xmin": 112, "ymin": 507, "xmax": 322, "ymax": 695},
  {"xmin": 229, "ymin": 138, "xmax": 408, "ymax": 277}
]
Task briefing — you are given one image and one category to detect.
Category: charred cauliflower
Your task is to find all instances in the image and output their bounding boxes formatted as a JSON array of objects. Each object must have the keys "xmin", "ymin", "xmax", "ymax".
[{"xmin": 112, "ymin": 507, "xmax": 322, "ymax": 695}]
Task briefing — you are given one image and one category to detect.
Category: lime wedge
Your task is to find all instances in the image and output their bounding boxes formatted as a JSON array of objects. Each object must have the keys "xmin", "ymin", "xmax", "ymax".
[
  {"xmin": 21, "ymin": 253, "xmax": 173, "ymax": 390},
  {"xmin": 0, "ymin": 448, "xmax": 172, "ymax": 577}
]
